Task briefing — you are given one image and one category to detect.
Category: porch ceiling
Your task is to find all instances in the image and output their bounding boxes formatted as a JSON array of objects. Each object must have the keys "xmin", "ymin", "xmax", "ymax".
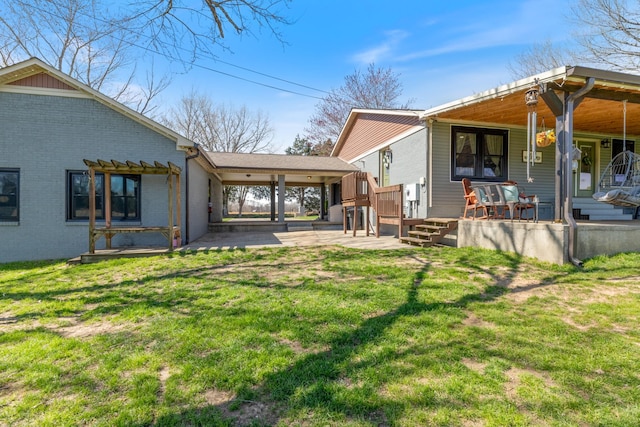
[
  {"xmin": 424, "ymin": 66, "xmax": 640, "ymax": 137},
  {"xmin": 199, "ymin": 151, "xmax": 359, "ymax": 186}
]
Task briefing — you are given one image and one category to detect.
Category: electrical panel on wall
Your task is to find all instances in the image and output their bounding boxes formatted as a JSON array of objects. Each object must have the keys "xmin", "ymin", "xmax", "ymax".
[{"xmin": 406, "ymin": 183, "xmax": 420, "ymax": 202}]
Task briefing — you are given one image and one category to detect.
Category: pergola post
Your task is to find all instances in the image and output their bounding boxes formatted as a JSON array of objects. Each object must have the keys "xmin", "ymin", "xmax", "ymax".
[
  {"xmin": 89, "ymin": 168, "xmax": 96, "ymax": 253},
  {"xmin": 104, "ymin": 172, "xmax": 112, "ymax": 249},
  {"xmin": 168, "ymin": 172, "xmax": 174, "ymax": 251}
]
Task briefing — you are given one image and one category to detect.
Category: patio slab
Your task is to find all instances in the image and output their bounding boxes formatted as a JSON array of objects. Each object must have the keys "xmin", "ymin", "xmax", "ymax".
[{"xmin": 183, "ymin": 229, "xmax": 412, "ymax": 251}]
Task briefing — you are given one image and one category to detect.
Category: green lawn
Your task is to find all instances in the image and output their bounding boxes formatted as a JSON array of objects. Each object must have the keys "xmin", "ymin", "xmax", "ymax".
[{"xmin": 1, "ymin": 246, "xmax": 639, "ymax": 426}]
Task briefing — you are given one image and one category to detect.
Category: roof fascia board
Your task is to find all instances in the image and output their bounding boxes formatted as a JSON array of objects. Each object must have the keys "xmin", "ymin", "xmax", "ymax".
[
  {"xmin": 420, "ymin": 66, "xmax": 570, "ymax": 119},
  {"xmin": 0, "ymin": 85, "xmax": 92, "ymax": 98},
  {"xmin": 567, "ymin": 66, "xmax": 640, "ymax": 87}
]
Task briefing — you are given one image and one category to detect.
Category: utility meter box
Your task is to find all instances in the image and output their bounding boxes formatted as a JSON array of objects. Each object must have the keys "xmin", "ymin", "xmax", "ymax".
[{"xmin": 406, "ymin": 183, "xmax": 420, "ymax": 202}]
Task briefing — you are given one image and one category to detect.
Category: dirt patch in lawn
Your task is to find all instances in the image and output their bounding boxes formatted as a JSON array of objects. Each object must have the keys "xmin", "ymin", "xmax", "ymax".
[
  {"xmin": 461, "ymin": 358, "xmax": 488, "ymax": 374},
  {"xmin": 462, "ymin": 312, "xmax": 496, "ymax": 329},
  {"xmin": 204, "ymin": 389, "xmax": 282, "ymax": 427},
  {"xmin": 50, "ymin": 318, "xmax": 132, "ymax": 338}
]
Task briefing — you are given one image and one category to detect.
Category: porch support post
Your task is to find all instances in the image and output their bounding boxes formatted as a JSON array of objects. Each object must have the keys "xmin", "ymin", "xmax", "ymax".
[
  {"xmin": 540, "ymin": 83, "xmax": 565, "ymax": 223},
  {"xmin": 555, "ymin": 114, "xmax": 565, "ymax": 222},
  {"xmin": 270, "ymin": 181, "xmax": 276, "ymax": 221},
  {"xmin": 320, "ymin": 183, "xmax": 326, "ymax": 220},
  {"xmin": 278, "ymin": 175, "xmax": 285, "ymax": 223},
  {"xmin": 211, "ymin": 177, "xmax": 223, "ymax": 222}
]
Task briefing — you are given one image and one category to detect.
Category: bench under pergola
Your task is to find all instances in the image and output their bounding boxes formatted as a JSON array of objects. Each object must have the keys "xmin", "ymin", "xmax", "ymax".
[{"xmin": 83, "ymin": 159, "xmax": 182, "ymax": 253}]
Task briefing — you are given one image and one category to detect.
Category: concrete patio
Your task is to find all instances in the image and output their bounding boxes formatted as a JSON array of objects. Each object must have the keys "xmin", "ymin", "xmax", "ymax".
[{"xmin": 183, "ymin": 229, "xmax": 411, "ymax": 251}]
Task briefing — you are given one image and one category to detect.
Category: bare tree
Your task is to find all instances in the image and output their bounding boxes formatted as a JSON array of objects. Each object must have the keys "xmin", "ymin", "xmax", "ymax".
[
  {"xmin": 571, "ymin": 0, "xmax": 640, "ymax": 72},
  {"xmin": 0, "ymin": 0, "xmax": 292, "ymax": 113},
  {"xmin": 0, "ymin": 0, "xmax": 168, "ymax": 114},
  {"xmin": 127, "ymin": 0, "xmax": 292, "ymax": 62},
  {"xmin": 164, "ymin": 92, "xmax": 274, "ymax": 215},
  {"xmin": 305, "ymin": 63, "xmax": 413, "ymax": 154},
  {"xmin": 510, "ymin": 0, "xmax": 640, "ymax": 78},
  {"xmin": 508, "ymin": 40, "xmax": 575, "ymax": 80}
]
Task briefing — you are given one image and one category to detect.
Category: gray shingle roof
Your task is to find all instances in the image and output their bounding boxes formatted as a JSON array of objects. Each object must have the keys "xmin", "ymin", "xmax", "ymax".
[{"xmin": 204, "ymin": 151, "xmax": 358, "ymax": 174}]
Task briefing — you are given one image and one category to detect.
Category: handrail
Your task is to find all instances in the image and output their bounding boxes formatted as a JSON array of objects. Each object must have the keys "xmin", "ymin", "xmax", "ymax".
[{"xmin": 342, "ymin": 171, "xmax": 403, "ymax": 220}]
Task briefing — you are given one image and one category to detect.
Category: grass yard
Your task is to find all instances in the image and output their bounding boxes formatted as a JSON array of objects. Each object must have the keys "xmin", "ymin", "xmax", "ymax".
[{"xmin": 1, "ymin": 246, "xmax": 640, "ymax": 426}]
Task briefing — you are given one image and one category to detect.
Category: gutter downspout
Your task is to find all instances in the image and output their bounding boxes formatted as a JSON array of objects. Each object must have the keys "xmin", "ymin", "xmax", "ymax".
[
  {"xmin": 184, "ymin": 144, "xmax": 201, "ymax": 244},
  {"xmin": 426, "ymin": 118, "xmax": 434, "ymax": 214},
  {"xmin": 564, "ymin": 78, "xmax": 594, "ymax": 267}
]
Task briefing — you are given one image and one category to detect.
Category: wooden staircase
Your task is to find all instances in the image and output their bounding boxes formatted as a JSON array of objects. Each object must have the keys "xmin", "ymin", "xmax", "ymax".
[{"xmin": 399, "ymin": 219, "xmax": 458, "ymax": 247}]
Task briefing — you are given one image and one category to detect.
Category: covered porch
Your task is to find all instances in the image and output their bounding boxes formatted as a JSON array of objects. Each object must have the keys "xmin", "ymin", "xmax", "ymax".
[{"xmin": 421, "ymin": 66, "xmax": 640, "ymax": 264}]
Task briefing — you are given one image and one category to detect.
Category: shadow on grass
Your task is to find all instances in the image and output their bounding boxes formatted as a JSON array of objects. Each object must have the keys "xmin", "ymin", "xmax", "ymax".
[
  {"xmin": 5, "ymin": 246, "xmax": 606, "ymax": 426},
  {"xmin": 149, "ymin": 251, "xmax": 531, "ymax": 426}
]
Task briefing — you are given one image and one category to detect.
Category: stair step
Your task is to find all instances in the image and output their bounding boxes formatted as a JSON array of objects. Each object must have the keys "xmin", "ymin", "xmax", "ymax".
[
  {"xmin": 587, "ymin": 214, "xmax": 634, "ymax": 221},
  {"xmin": 288, "ymin": 226, "xmax": 314, "ymax": 232},
  {"xmin": 399, "ymin": 236, "xmax": 433, "ymax": 247},
  {"xmin": 415, "ymin": 224, "xmax": 448, "ymax": 231},
  {"xmin": 407, "ymin": 232, "xmax": 435, "ymax": 240}
]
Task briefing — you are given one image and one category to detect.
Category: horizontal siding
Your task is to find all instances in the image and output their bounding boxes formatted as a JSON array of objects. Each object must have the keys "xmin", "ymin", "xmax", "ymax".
[
  {"xmin": 10, "ymin": 72, "xmax": 76, "ymax": 90},
  {"xmin": 339, "ymin": 113, "xmax": 421, "ymax": 162},
  {"xmin": 429, "ymin": 122, "xmax": 558, "ymax": 218}
]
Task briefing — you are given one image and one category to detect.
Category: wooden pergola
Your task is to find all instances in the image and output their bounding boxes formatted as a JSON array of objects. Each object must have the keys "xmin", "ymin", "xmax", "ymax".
[{"xmin": 83, "ymin": 159, "xmax": 182, "ymax": 253}]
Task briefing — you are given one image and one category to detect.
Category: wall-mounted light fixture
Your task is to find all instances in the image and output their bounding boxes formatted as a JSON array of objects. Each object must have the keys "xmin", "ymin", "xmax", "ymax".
[
  {"xmin": 601, "ymin": 139, "xmax": 611, "ymax": 149},
  {"xmin": 382, "ymin": 148, "xmax": 393, "ymax": 168}
]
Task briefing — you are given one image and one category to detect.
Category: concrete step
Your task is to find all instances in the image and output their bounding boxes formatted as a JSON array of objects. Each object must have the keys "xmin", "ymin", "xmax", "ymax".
[
  {"xmin": 287, "ymin": 221, "xmax": 314, "ymax": 232},
  {"xmin": 588, "ymin": 213, "xmax": 635, "ymax": 221}
]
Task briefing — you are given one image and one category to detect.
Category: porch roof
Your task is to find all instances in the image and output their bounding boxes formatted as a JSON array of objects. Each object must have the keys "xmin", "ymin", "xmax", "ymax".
[
  {"xmin": 199, "ymin": 151, "xmax": 359, "ymax": 186},
  {"xmin": 420, "ymin": 66, "xmax": 640, "ymax": 136}
]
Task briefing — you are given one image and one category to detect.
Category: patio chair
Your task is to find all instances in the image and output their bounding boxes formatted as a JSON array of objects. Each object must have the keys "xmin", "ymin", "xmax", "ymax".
[
  {"xmin": 477, "ymin": 183, "xmax": 508, "ymax": 219},
  {"xmin": 461, "ymin": 178, "xmax": 488, "ymax": 219},
  {"xmin": 500, "ymin": 183, "xmax": 537, "ymax": 221}
]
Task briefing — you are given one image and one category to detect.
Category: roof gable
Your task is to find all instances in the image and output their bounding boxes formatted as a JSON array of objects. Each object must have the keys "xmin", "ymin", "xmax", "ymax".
[
  {"xmin": 0, "ymin": 58, "xmax": 193, "ymax": 150},
  {"xmin": 332, "ymin": 109, "xmax": 424, "ymax": 162}
]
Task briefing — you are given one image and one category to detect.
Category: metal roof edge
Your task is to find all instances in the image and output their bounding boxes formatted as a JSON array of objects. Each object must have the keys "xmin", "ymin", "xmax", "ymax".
[
  {"xmin": 567, "ymin": 65, "xmax": 640, "ymax": 86},
  {"xmin": 419, "ymin": 66, "xmax": 571, "ymax": 119}
]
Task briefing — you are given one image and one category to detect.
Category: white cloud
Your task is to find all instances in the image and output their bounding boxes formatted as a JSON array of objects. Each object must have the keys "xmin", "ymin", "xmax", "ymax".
[
  {"xmin": 351, "ymin": 30, "xmax": 410, "ymax": 64},
  {"xmin": 396, "ymin": 0, "xmax": 571, "ymax": 62}
]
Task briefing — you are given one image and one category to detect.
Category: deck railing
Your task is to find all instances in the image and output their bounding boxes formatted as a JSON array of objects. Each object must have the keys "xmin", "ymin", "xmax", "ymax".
[
  {"xmin": 375, "ymin": 184, "xmax": 403, "ymax": 217},
  {"xmin": 341, "ymin": 171, "xmax": 403, "ymax": 220},
  {"xmin": 341, "ymin": 171, "xmax": 370, "ymax": 203}
]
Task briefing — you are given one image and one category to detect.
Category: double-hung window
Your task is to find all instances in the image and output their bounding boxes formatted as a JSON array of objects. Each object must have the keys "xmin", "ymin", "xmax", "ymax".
[
  {"xmin": 0, "ymin": 169, "xmax": 19, "ymax": 221},
  {"xmin": 451, "ymin": 126, "xmax": 508, "ymax": 181},
  {"xmin": 67, "ymin": 171, "xmax": 140, "ymax": 221}
]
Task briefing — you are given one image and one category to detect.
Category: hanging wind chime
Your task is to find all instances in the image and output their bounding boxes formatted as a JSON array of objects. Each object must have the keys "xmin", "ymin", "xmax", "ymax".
[{"xmin": 525, "ymin": 85, "xmax": 539, "ymax": 183}]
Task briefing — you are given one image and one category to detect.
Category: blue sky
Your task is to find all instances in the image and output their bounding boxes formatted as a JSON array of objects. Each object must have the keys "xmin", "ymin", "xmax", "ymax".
[{"xmin": 158, "ymin": 0, "xmax": 574, "ymax": 153}]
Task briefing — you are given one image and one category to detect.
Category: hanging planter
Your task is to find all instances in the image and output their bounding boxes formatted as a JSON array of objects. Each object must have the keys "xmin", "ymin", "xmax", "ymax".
[{"xmin": 536, "ymin": 129, "xmax": 556, "ymax": 147}]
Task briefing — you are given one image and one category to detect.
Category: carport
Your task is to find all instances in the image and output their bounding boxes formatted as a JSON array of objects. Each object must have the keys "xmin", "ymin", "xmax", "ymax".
[{"xmin": 189, "ymin": 149, "xmax": 359, "ymax": 222}]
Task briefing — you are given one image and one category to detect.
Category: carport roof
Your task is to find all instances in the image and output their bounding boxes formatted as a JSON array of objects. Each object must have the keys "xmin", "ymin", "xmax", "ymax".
[
  {"xmin": 420, "ymin": 65, "xmax": 640, "ymax": 136},
  {"xmin": 199, "ymin": 151, "xmax": 359, "ymax": 186}
]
